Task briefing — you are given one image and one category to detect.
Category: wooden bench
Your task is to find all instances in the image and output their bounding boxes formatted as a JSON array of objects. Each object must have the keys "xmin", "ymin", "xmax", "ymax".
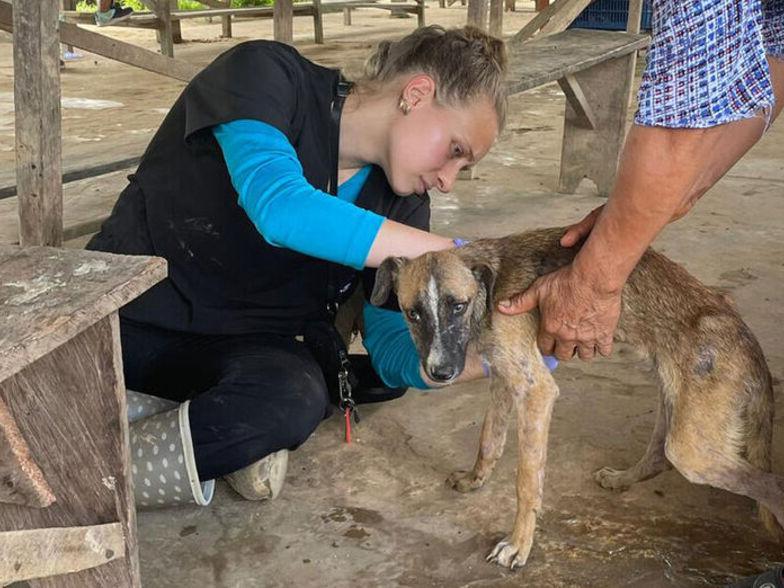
[
  {"xmin": 504, "ymin": 28, "xmax": 649, "ymax": 194},
  {"xmin": 61, "ymin": 3, "xmax": 327, "ymax": 54},
  {"xmin": 334, "ymin": 0, "xmax": 425, "ymax": 28},
  {"xmin": 0, "ymin": 246, "xmax": 165, "ymax": 585},
  {"xmin": 461, "ymin": 0, "xmax": 650, "ymax": 196}
]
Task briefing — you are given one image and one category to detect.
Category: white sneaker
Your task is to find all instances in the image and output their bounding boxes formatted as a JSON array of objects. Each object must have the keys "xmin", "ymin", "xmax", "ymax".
[{"xmin": 224, "ymin": 449, "xmax": 289, "ymax": 501}]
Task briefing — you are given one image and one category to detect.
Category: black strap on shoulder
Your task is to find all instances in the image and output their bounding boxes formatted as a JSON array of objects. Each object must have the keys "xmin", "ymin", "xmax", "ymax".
[
  {"xmin": 325, "ymin": 78, "xmax": 354, "ymax": 317},
  {"xmin": 327, "ymin": 79, "xmax": 353, "ymax": 196}
]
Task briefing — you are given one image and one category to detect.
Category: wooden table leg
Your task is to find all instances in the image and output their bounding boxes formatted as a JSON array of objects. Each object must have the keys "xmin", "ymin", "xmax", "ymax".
[
  {"xmin": 0, "ymin": 313, "xmax": 140, "ymax": 586},
  {"xmin": 557, "ymin": 54, "xmax": 637, "ymax": 196},
  {"xmin": 274, "ymin": 0, "xmax": 294, "ymax": 44}
]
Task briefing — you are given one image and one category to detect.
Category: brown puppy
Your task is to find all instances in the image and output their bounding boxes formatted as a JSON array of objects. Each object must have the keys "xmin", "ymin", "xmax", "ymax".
[{"xmin": 371, "ymin": 227, "xmax": 783, "ymax": 569}]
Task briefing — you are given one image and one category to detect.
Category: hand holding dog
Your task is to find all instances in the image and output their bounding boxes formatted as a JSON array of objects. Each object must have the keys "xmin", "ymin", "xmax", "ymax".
[{"xmin": 497, "ymin": 262, "xmax": 620, "ymax": 361}]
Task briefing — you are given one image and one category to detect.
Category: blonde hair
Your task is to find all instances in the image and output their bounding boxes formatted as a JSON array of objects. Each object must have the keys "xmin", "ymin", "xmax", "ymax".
[{"xmin": 358, "ymin": 25, "xmax": 508, "ymax": 130}]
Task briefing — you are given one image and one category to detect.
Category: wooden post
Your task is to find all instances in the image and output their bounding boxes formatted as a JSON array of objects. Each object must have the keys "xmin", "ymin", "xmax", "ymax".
[
  {"xmin": 557, "ymin": 55, "xmax": 636, "ymax": 195},
  {"xmin": 13, "ymin": 0, "xmax": 63, "ymax": 247},
  {"xmin": 535, "ymin": 0, "xmax": 549, "ymax": 11},
  {"xmin": 467, "ymin": 0, "xmax": 488, "ymax": 31},
  {"xmin": 489, "ymin": 0, "xmax": 503, "ymax": 36},
  {"xmin": 169, "ymin": 0, "xmax": 183, "ymax": 44},
  {"xmin": 274, "ymin": 0, "xmax": 293, "ymax": 44},
  {"xmin": 158, "ymin": 0, "xmax": 175, "ymax": 57},
  {"xmin": 312, "ymin": 0, "xmax": 324, "ymax": 44},
  {"xmin": 60, "ymin": 0, "xmax": 76, "ymax": 54}
]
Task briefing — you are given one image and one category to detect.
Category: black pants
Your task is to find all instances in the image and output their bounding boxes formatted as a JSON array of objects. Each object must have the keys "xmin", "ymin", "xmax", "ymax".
[{"xmin": 120, "ymin": 318, "xmax": 405, "ymax": 480}]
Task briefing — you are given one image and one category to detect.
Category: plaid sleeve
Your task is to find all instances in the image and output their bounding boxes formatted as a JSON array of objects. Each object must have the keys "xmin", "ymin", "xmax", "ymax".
[{"xmin": 635, "ymin": 0, "xmax": 783, "ymax": 128}]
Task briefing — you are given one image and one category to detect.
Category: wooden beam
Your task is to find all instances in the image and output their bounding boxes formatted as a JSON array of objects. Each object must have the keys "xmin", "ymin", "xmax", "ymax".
[
  {"xmin": 489, "ymin": 0, "xmax": 503, "ymax": 37},
  {"xmin": 313, "ymin": 0, "xmax": 324, "ymax": 44},
  {"xmin": 510, "ymin": 0, "xmax": 591, "ymax": 44},
  {"xmin": 627, "ymin": 0, "xmax": 643, "ymax": 33},
  {"xmin": 467, "ymin": 0, "xmax": 488, "ymax": 31},
  {"xmin": 274, "ymin": 0, "xmax": 294, "ymax": 44},
  {"xmin": 12, "ymin": 0, "xmax": 63, "ymax": 247},
  {"xmin": 539, "ymin": 0, "xmax": 591, "ymax": 34},
  {"xmin": 195, "ymin": 0, "xmax": 234, "ymax": 38},
  {"xmin": 0, "ymin": 2, "xmax": 198, "ymax": 82},
  {"xmin": 557, "ymin": 74, "xmax": 596, "ymax": 129},
  {"xmin": 0, "ymin": 523, "xmax": 125, "ymax": 583}
]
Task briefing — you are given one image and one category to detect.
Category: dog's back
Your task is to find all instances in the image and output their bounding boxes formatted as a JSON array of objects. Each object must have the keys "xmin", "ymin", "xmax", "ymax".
[{"xmin": 459, "ymin": 227, "xmax": 779, "ymax": 537}]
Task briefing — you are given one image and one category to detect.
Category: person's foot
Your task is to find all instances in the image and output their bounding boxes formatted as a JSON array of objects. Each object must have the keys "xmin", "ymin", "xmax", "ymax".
[
  {"xmin": 95, "ymin": 3, "xmax": 134, "ymax": 27},
  {"xmin": 727, "ymin": 566, "xmax": 784, "ymax": 588},
  {"xmin": 223, "ymin": 449, "xmax": 289, "ymax": 501}
]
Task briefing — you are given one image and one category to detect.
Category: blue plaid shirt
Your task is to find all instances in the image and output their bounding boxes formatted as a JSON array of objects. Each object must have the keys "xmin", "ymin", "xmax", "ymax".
[{"xmin": 636, "ymin": 0, "xmax": 784, "ymax": 128}]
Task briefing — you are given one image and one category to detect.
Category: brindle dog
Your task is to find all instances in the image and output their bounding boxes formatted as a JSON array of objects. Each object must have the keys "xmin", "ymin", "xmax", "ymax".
[{"xmin": 370, "ymin": 227, "xmax": 783, "ymax": 569}]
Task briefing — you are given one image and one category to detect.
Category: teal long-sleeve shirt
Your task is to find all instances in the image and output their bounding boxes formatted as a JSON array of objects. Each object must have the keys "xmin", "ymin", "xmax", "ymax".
[{"xmin": 213, "ymin": 119, "xmax": 427, "ymax": 389}]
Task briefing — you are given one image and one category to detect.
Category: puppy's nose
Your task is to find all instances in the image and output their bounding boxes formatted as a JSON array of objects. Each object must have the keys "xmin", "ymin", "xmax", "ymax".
[{"xmin": 429, "ymin": 365, "xmax": 457, "ymax": 382}]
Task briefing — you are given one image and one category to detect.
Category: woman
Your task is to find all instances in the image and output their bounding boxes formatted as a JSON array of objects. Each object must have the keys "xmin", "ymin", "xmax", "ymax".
[{"xmin": 88, "ymin": 25, "xmax": 508, "ymax": 508}]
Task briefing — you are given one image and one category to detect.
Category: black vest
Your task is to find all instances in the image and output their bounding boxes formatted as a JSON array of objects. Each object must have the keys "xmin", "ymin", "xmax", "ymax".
[{"xmin": 88, "ymin": 41, "xmax": 430, "ymax": 335}]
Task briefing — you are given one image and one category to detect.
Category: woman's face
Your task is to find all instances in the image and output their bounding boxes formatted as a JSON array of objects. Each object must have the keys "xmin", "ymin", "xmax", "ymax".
[{"xmin": 385, "ymin": 79, "xmax": 499, "ymax": 196}]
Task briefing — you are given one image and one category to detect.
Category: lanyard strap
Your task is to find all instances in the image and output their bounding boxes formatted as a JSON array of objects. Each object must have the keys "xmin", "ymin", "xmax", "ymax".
[
  {"xmin": 327, "ymin": 79, "xmax": 352, "ymax": 196},
  {"xmin": 326, "ymin": 78, "xmax": 353, "ymax": 314}
]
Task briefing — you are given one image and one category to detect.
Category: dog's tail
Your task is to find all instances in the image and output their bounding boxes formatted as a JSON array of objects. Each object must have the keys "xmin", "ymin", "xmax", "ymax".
[{"xmin": 744, "ymin": 364, "xmax": 784, "ymax": 542}]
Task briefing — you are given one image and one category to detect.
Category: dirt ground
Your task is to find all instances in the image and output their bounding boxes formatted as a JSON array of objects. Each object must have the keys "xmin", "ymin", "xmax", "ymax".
[{"xmin": 1, "ymin": 3, "xmax": 783, "ymax": 586}]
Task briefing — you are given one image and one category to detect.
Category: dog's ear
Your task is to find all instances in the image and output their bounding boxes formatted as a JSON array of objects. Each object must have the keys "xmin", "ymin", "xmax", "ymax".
[
  {"xmin": 370, "ymin": 256, "xmax": 407, "ymax": 306},
  {"xmin": 471, "ymin": 261, "xmax": 497, "ymax": 319}
]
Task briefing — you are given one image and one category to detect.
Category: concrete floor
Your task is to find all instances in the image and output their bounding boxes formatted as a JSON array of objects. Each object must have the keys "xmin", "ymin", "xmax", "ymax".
[{"xmin": 1, "ymin": 4, "xmax": 783, "ymax": 586}]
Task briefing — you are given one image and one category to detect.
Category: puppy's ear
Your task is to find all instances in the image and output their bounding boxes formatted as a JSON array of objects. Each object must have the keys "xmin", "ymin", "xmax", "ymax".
[
  {"xmin": 471, "ymin": 262, "xmax": 497, "ymax": 319},
  {"xmin": 370, "ymin": 256, "xmax": 407, "ymax": 306}
]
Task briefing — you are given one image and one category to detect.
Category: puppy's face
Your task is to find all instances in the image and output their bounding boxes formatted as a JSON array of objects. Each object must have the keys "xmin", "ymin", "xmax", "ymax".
[{"xmin": 371, "ymin": 251, "xmax": 495, "ymax": 384}]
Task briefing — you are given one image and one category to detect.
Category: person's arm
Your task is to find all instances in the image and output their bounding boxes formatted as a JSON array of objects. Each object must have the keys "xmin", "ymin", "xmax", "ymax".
[
  {"xmin": 498, "ymin": 56, "xmax": 784, "ymax": 361},
  {"xmin": 213, "ymin": 119, "xmax": 454, "ymax": 269}
]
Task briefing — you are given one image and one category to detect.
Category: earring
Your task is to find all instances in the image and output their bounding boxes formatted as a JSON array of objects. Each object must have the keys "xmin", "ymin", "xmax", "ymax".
[{"xmin": 398, "ymin": 97, "xmax": 411, "ymax": 115}]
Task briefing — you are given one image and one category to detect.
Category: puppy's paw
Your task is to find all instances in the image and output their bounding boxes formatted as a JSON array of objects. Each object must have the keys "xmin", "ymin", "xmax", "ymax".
[
  {"xmin": 593, "ymin": 466, "xmax": 631, "ymax": 491},
  {"xmin": 446, "ymin": 470, "xmax": 484, "ymax": 493},
  {"xmin": 486, "ymin": 537, "xmax": 530, "ymax": 570}
]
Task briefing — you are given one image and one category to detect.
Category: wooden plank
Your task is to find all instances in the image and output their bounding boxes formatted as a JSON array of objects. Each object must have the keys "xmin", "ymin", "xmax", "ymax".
[
  {"xmin": 0, "ymin": 246, "xmax": 166, "ymax": 383},
  {"xmin": 13, "ymin": 0, "xmax": 63, "ymax": 247},
  {"xmin": 509, "ymin": 0, "xmax": 560, "ymax": 43},
  {"xmin": 274, "ymin": 0, "xmax": 294, "ymax": 44},
  {"xmin": 0, "ymin": 156, "xmax": 142, "ymax": 201},
  {"xmin": 627, "ymin": 0, "xmax": 643, "ymax": 34},
  {"xmin": 0, "ymin": 395, "xmax": 56, "ymax": 508},
  {"xmin": 467, "ymin": 0, "xmax": 488, "ymax": 31},
  {"xmin": 313, "ymin": 0, "xmax": 324, "ymax": 44},
  {"xmin": 557, "ymin": 74, "xmax": 596, "ymax": 129},
  {"xmin": 0, "ymin": 523, "xmax": 125, "ymax": 583},
  {"xmin": 505, "ymin": 29, "xmax": 649, "ymax": 95},
  {"xmin": 489, "ymin": 0, "xmax": 503, "ymax": 37},
  {"xmin": 539, "ymin": 0, "xmax": 592, "ymax": 35},
  {"xmin": 0, "ymin": 316, "xmax": 141, "ymax": 587},
  {"xmin": 510, "ymin": 0, "xmax": 589, "ymax": 43},
  {"xmin": 558, "ymin": 54, "xmax": 636, "ymax": 195},
  {"xmin": 0, "ymin": 2, "xmax": 198, "ymax": 82}
]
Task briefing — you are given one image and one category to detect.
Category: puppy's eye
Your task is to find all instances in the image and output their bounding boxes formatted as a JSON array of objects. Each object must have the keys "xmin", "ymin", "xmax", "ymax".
[
  {"xmin": 452, "ymin": 302, "xmax": 467, "ymax": 315},
  {"xmin": 406, "ymin": 309, "xmax": 421, "ymax": 322}
]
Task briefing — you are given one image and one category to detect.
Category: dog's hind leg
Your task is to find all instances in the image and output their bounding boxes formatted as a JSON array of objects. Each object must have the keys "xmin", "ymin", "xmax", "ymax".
[
  {"xmin": 594, "ymin": 392, "xmax": 673, "ymax": 491},
  {"xmin": 447, "ymin": 376, "xmax": 514, "ymax": 493},
  {"xmin": 665, "ymin": 395, "xmax": 784, "ymax": 540},
  {"xmin": 667, "ymin": 441, "xmax": 784, "ymax": 538},
  {"xmin": 487, "ymin": 364, "xmax": 559, "ymax": 570}
]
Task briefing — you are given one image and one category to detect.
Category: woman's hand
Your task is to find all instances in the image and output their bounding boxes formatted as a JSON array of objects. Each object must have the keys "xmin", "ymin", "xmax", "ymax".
[{"xmin": 497, "ymin": 263, "xmax": 621, "ymax": 361}]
